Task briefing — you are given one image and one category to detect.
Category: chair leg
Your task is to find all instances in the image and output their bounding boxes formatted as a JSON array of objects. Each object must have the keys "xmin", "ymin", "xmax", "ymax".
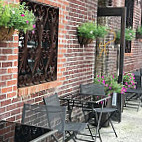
[
  {"xmin": 87, "ymin": 123, "xmax": 94, "ymax": 140},
  {"xmin": 51, "ymin": 135, "xmax": 59, "ymax": 142},
  {"xmin": 109, "ymin": 119, "xmax": 118, "ymax": 137},
  {"xmin": 98, "ymin": 129, "xmax": 102, "ymax": 142}
]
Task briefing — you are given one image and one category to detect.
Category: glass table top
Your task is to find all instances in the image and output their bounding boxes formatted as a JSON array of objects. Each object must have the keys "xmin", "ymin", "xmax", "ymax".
[{"xmin": 0, "ymin": 120, "xmax": 51, "ymax": 142}]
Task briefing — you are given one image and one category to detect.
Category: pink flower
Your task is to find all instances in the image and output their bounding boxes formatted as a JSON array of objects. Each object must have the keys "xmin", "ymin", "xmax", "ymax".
[
  {"xmin": 125, "ymin": 82, "xmax": 128, "ymax": 85},
  {"xmin": 105, "ymin": 84, "xmax": 108, "ymax": 87},
  {"xmin": 128, "ymin": 85, "xmax": 131, "ymax": 88},
  {"xmin": 21, "ymin": 14, "xmax": 25, "ymax": 17},
  {"xmin": 97, "ymin": 75, "xmax": 99, "ymax": 78},
  {"xmin": 32, "ymin": 30, "xmax": 35, "ymax": 34},
  {"xmin": 129, "ymin": 77, "xmax": 131, "ymax": 79},
  {"xmin": 98, "ymin": 79, "xmax": 100, "ymax": 82},
  {"xmin": 109, "ymin": 87, "xmax": 112, "ymax": 90},
  {"xmin": 133, "ymin": 77, "xmax": 135, "ymax": 79},
  {"xmin": 103, "ymin": 80, "xmax": 105, "ymax": 84},
  {"xmin": 102, "ymin": 76, "xmax": 104, "ymax": 79},
  {"xmin": 113, "ymin": 75, "xmax": 114, "ymax": 78},
  {"xmin": 26, "ymin": 21, "xmax": 29, "ymax": 24},
  {"xmin": 33, "ymin": 24, "xmax": 36, "ymax": 28}
]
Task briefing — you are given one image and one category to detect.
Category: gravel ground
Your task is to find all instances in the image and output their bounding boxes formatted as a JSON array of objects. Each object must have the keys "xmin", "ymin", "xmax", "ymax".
[{"xmin": 71, "ymin": 106, "xmax": 142, "ymax": 142}]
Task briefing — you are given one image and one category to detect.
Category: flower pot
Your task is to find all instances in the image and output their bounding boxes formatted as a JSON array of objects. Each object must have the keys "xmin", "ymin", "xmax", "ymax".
[
  {"xmin": 78, "ymin": 36, "xmax": 94, "ymax": 45},
  {"xmin": 136, "ymin": 32, "xmax": 142, "ymax": 39},
  {"xmin": 0, "ymin": 26, "xmax": 14, "ymax": 41}
]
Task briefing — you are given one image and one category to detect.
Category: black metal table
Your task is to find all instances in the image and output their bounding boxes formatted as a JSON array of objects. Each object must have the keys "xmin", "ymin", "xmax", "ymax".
[{"xmin": 0, "ymin": 120, "xmax": 58, "ymax": 142}]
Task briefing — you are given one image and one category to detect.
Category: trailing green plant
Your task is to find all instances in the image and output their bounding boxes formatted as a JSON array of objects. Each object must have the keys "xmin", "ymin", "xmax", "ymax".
[
  {"xmin": 137, "ymin": 26, "xmax": 142, "ymax": 35},
  {"xmin": 116, "ymin": 27, "xmax": 136, "ymax": 41},
  {"xmin": 77, "ymin": 22, "xmax": 108, "ymax": 39},
  {"xmin": 94, "ymin": 74, "xmax": 123, "ymax": 95},
  {"xmin": 0, "ymin": 0, "xmax": 35, "ymax": 33}
]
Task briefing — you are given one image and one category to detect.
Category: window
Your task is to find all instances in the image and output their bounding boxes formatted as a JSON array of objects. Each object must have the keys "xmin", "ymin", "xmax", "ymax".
[
  {"xmin": 125, "ymin": 0, "xmax": 134, "ymax": 53},
  {"xmin": 18, "ymin": 0, "xmax": 59, "ymax": 87}
]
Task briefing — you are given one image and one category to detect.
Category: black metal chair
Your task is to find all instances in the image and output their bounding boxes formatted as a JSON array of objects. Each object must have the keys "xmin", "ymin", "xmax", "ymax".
[
  {"xmin": 21, "ymin": 103, "xmax": 59, "ymax": 142},
  {"xmin": 80, "ymin": 83, "xmax": 118, "ymax": 141},
  {"xmin": 43, "ymin": 94, "xmax": 95, "ymax": 142},
  {"xmin": 125, "ymin": 72, "xmax": 142, "ymax": 111}
]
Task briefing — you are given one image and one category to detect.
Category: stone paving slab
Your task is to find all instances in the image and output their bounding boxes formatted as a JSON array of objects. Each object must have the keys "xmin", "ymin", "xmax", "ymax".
[{"xmin": 71, "ymin": 106, "xmax": 142, "ymax": 142}]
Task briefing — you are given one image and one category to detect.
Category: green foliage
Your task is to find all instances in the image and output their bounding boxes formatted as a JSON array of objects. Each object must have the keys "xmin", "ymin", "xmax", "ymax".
[
  {"xmin": 0, "ymin": 0, "xmax": 35, "ymax": 33},
  {"xmin": 137, "ymin": 26, "xmax": 142, "ymax": 35},
  {"xmin": 95, "ymin": 24, "xmax": 108, "ymax": 38},
  {"xmin": 0, "ymin": 1, "xmax": 11, "ymax": 27},
  {"xmin": 116, "ymin": 27, "xmax": 136, "ymax": 41},
  {"xmin": 94, "ymin": 74, "xmax": 123, "ymax": 95},
  {"xmin": 77, "ymin": 22, "xmax": 108, "ymax": 39}
]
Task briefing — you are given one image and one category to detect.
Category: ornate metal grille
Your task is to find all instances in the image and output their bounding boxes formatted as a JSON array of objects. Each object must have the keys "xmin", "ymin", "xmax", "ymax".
[
  {"xmin": 18, "ymin": 0, "xmax": 59, "ymax": 87},
  {"xmin": 125, "ymin": 0, "xmax": 134, "ymax": 53}
]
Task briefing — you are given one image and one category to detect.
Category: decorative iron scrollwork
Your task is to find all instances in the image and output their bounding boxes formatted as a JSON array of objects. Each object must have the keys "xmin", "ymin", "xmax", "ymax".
[{"xmin": 18, "ymin": 0, "xmax": 59, "ymax": 87}]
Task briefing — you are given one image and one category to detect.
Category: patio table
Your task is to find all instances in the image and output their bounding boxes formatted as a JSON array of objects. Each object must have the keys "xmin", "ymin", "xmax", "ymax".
[{"xmin": 0, "ymin": 120, "xmax": 58, "ymax": 142}]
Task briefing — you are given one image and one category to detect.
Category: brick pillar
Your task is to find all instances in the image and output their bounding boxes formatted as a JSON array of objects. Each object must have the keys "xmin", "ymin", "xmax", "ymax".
[{"xmin": 0, "ymin": 31, "xmax": 18, "ymax": 99}]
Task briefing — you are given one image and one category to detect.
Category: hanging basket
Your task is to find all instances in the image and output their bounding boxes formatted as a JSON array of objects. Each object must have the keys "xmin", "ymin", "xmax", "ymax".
[
  {"xmin": 0, "ymin": 26, "xmax": 15, "ymax": 41},
  {"xmin": 78, "ymin": 36, "xmax": 94, "ymax": 46}
]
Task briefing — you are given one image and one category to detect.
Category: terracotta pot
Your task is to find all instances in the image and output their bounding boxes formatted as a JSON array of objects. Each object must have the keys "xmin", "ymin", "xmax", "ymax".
[
  {"xmin": 0, "ymin": 26, "xmax": 15, "ymax": 41},
  {"xmin": 78, "ymin": 36, "xmax": 94, "ymax": 45}
]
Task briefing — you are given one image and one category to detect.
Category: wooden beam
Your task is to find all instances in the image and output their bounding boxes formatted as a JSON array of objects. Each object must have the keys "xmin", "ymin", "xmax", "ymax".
[{"xmin": 98, "ymin": 7, "xmax": 124, "ymax": 17}]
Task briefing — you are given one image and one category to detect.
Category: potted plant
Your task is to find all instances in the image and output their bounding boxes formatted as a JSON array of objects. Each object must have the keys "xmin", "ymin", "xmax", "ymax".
[
  {"xmin": 136, "ymin": 26, "xmax": 142, "ymax": 39},
  {"xmin": 123, "ymin": 72, "xmax": 137, "ymax": 91},
  {"xmin": 0, "ymin": 1, "xmax": 35, "ymax": 41},
  {"xmin": 94, "ymin": 74, "xmax": 123, "ymax": 127},
  {"xmin": 77, "ymin": 22, "xmax": 108, "ymax": 45},
  {"xmin": 94, "ymin": 74, "xmax": 123, "ymax": 96},
  {"xmin": 115, "ymin": 27, "xmax": 136, "ymax": 44}
]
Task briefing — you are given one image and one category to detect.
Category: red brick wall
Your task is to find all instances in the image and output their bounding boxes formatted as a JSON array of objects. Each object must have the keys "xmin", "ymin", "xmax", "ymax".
[
  {"xmin": 124, "ymin": 0, "xmax": 142, "ymax": 72},
  {"xmin": 0, "ymin": 0, "xmax": 97, "ymax": 121}
]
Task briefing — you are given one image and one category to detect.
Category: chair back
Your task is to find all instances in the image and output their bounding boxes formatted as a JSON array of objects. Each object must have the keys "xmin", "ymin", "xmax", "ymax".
[
  {"xmin": 80, "ymin": 83, "xmax": 105, "ymax": 96},
  {"xmin": 46, "ymin": 105, "xmax": 66, "ymax": 133},
  {"xmin": 22, "ymin": 103, "xmax": 66, "ymax": 134},
  {"xmin": 43, "ymin": 93, "xmax": 60, "ymax": 106},
  {"xmin": 22, "ymin": 104, "xmax": 49, "ymax": 128}
]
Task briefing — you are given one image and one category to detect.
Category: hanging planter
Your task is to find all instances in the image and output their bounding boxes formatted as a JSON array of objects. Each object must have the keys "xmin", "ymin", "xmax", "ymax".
[
  {"xmin": 77, "ymin": 22, "xmax": 108, "ymax": 46},
  {"xmin": 115, "ymin": 27, "xmax": 136, "ymax": 44},
  {"xmin": 0, "ymin": 27, "xmax": 14, "ymax": 41},
  {"xmin": 78, "ymin": 36, "xmax": 94, "ymax": 45},
  {"xmin": 0, "ymin": 1, "xmax": 35, "ymax": 41}
]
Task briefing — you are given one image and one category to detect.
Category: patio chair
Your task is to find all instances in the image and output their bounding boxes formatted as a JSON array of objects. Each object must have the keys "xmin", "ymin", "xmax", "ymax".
[
  {"xmin": 80, "ymin": 83, "xmax": 118, "ymax": 140},
  {"xmin": 43, "ymin": 94, "xmax": 95, "ymax": 142},
  {"xmin": 21, "ymin": 103, "xmax": 59, "ymax": 142}
]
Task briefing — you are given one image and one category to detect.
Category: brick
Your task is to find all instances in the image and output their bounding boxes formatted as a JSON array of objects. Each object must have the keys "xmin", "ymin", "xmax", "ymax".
[
  {"xmin": 0, "ymin": 82, "xmax": 6, "ymax": 87},
  {"xmin": 8, "ymin": 55, "xmax": 18, "ymax": 60},
  {"xmin": 0, "ymin": 94, "xmax": 6, "ymax": 100},
  {"xmin": 7, "ymin": 92, "xmax": 17, "ymax": 98},
  {"xmin": 0, "ymin": 69, "xmax": 7, "ymax": 74},
  {"xmin": 2, "ymin": 62, "xmax": 12, "ymax": 67},
  {"xmin": 11, "ymin": 108, "xmax": 20, "ymax": 115},
  {"xmin": 1, "ymin": 87, "xmax": 12, "ymax": 93},
  {"xmin": 0, "ymin": 56, "xmax": 7, "ymax": 61},
  {"xmin": 2, "ymin": 49, "xmax": 12, "ymax": 54},
  {"xmin": 8, "ymin": 68, "xmax": 18, "ymax": 73},
  {"xmin": 2, "ymin": 75, "xmax": 12, "ymax": 81},
  {"xmin": 1, "ymin": 99, "xmax": 11, "ymax": 106},
  {"xmin": 7, "ymin": 80, "xmax": 17, "ymax": 86}
]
